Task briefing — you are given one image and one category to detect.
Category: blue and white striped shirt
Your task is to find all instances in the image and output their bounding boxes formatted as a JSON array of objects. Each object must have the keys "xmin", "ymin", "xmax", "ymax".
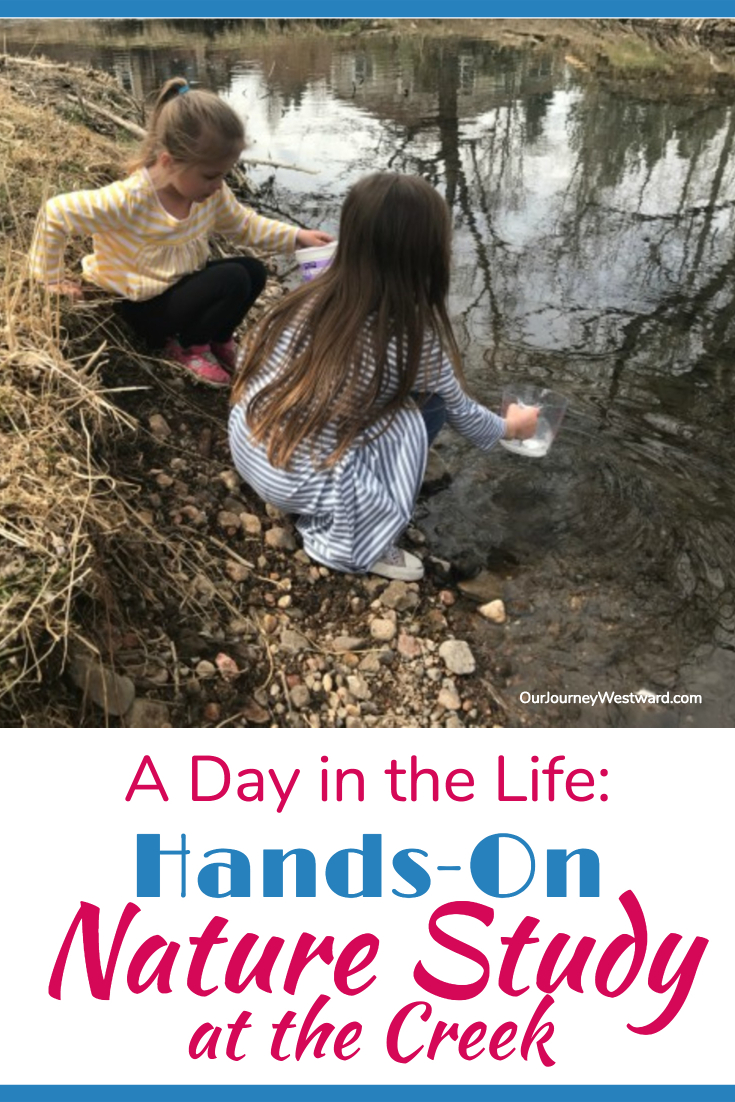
[{"xmin": 228, "ymin": 328, "xmax": 505, "ymax": 573}]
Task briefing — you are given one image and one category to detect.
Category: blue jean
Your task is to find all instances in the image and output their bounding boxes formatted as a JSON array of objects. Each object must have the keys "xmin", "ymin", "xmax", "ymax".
[{"xmin": 414, "ymin": 392, "xmax": 447, "ymax": 446}]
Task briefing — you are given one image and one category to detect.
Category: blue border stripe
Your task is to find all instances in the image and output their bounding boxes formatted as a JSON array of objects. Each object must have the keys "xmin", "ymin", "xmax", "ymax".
[{"xmin": 1, "ymin": 1089, "xmax": 733, "ymax": 1100}]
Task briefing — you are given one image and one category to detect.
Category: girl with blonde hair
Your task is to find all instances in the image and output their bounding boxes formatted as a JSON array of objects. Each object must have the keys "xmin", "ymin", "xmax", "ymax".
[
  {"xmin": 229, "ymin": 172, "xmax": 537, "ymax": 580},
  {"xmin": 30, "ymin": 77, "xmax": 332, "ymax": 387}
]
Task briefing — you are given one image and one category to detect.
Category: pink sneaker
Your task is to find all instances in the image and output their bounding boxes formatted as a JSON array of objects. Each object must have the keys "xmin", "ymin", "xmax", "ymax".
[
  {"xmin": 211, "ymin": 338, "xmax": 239, "ymax": 373},
  {"xmin": 164, "ymin": 339, "xmax": 230, "ymax": 389}
]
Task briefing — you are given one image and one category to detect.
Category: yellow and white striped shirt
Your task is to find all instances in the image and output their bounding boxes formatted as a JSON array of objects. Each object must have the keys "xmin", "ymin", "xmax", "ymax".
[{"xmin": 28, "ymin": 168, "xmax": 299, "ymax": 301}]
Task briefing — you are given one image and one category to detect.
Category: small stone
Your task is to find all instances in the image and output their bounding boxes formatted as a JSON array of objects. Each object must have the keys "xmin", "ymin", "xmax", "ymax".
[
  {"xmin": 445, "ymin": 713, "xmax": 465, "ymax": 728},
  {"xmin": 203, "ymin": 702, "xmax": 221, "ymax": 723},
  {"xmin": 570, "ymin": 594, "xmax": 584, "ymax": 611},
  {"xmin": 332, "ymin": 635, "xmax": 366, "ymax": 653},
  {"xmin": 397, "ymin": 632, "xmax": 423, "ymax": 659},
  {"xmin": 262, "ymin": 614, "xmax": 279, "ymax": 634},
  {"xmin": 226, "ymin": 562, "xmax": 251, "ymax": 583},
  {"xmin": 346, "ymin": 674, "xmax": 371, "ymax": 701},
  {"xmin": 155, "ymin": 472, "xmax": 174, "ymax": 488},
  {"xmin": 68, "ymin": 654, "xmax": 135, "ymax": 716},
  {"xmin": 137, "ymin": 509, "xmax": 155, "ymax": 526},
  {"xmin": 438, "ymin": 589, "xmax": 456, "ymax": 606},
  {"xmin": 277, "ymin": 594, "xmax": 292, "ymax": 609},
  {"xmin": 437, "ymin": 686, "xmax": 461, "ymax": 710},
  {"xmin": 265, "ymin": 526, "xmax": 297, "ymax": 551},
  {"xmin": 290, "ymin": 684, "xmax": 312, "ymax": 709},
  {"xmin": 241, "ymin": 699, "xmax": 270, "ymax": 724},
  {"xmin": 370, "ymin": 618, "xmax": 397, "ymax": 643},
  {"xmin": 478, "ymin": 599, "xmax": 507, "ymax": 624},
  {"xmin": 423, "ymin": 450, "xmax": 449, "ymax": 485},
  {"xmin": 219, "ymin": 470, "xmax": 240, "ymax": 492},
  {"xmin": 215, "ymin": 653, "xmax": 240, "ymax": 680},
  {"xmin": 280, "ymin": 629, "xmax": 311, "ymax": 654},
  {"xmin": 240, "ymin": 513, "xmax": 263, "ymax": 536},
  {"xmin": 358, "ymin": 653, "xmax": 382, "ymax": 674},
  {"xmin": 148, "ymin": 413, "xmax": 171, "ymax": 438},
  {"xmin": 265, "ymin": 503, "xmax": 284, "ymax": 519},
  {"xmin": 380, "ymin": 580, "xmax": 420, "ymax": 611},
  {"xmin": 124, "ymin": 698, "xmax": 172, "ymax": 727},
  {"xmin": 197, "ymin": 427, "xmax": 213, "ymax": 458},
  {"xmin": 438, "ymin": 639, "xmax": 476, "ymax": 676},
  {"xmin": 218, "ymin": 510, "xmax": 241, "ymax": 531},
  {"xmin": 195, "ymin": 660, "xmax": 216, "ymax": 678}
]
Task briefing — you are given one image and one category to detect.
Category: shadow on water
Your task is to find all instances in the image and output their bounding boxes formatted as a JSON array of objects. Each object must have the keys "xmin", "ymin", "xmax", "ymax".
[{"xmin": 7, "ymin": 20, "xmax": 735, "ymax": 726}]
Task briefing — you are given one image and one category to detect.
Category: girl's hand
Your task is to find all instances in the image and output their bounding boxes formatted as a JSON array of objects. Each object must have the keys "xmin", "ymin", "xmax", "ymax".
[
  {"xmin": 504, "ymin": 403, "xmax": 539, "ymax": 440},
  {"xmin": 47, "ymin": 280, "xmax": 85, "ymax": 300},
  {"xmin": 295, "ymin": 229, "xmax": 335, "ymax": 248}
]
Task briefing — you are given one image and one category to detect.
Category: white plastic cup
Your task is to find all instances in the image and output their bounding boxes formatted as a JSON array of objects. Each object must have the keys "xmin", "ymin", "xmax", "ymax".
[
  {"xmin": 499, "ymin": 382, "xmax": 568, "ymax": 458},
  {"xmin": 294, "ymin": 241, "xmax": 338, "ymax": 282}
]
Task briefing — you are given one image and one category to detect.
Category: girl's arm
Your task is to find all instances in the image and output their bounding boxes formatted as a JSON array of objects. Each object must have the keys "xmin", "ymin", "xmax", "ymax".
[
  {"xmin": 28, "ymin": 181, "xmax": 131, "ymax": 286},
  {"xmin": 213, "ymin": 184, "xmax": 332, "ymax": 254},
  {"xmin": 427, "ymin": 350, "xmax": 537, "ymax": 449}
]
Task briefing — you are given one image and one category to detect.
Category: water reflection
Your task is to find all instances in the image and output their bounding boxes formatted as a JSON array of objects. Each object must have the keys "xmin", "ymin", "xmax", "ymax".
[{"xmin": 5, "ymin": 20, "xmax": 735, "ymax": 724}]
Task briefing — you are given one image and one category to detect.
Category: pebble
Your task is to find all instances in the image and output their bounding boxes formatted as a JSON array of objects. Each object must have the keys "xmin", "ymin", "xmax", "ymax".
[
  {"xmin": 370, "ymin": 618, "xmax": 397, "ymax": 642},
  {"xmin": 68, "ymin": 654, "xmax": 135, "ymax": 716},
  {"xmin": 219, "ymin": 470, "xmax": 240, "ymax": 492},
  {"xmin": 397, "ymin": 632, "xmax": 423, "ymax": 659},
  {"xmin": 346, "ymin": 674, "xmax": 372, "ymax": 701},
  {"xmin": 265, "ymin": 526, "xmax": 297, "ymax": 551},
  {"xmin": 458, "ymin": 570, "xmax": 504, "ymax": 602},
  {"xmin": 124, "ymin": 698, "xmax": 172, "ymax": 727},
  {"xmin": 195, "ymin": 660, "xmax": 216, "ymax": 679},
  {"xmin": 240, "ymin": 512, "xmax": 263, "ymax": 536},
  {"xmin": 438, "ymin": 639, "xmax": 476, "ymax": 676},
  {"xmin": 218, "ymin": 510, "xmax": 241, "ymax": 530},
  {"xmin": 380, "ymin": 580, "xmax": 420, "ymax": 611},
  {"xmin": 290, "ymin": 684, "xmax": 312, "ymax": 709},
  {"xmin": 438, "ymin": 686, "xmax": 462, "ymax": 710},
  {"xmin": 280, "ymin": 629, "xmax": 311, "ymax": 654},
  {"xmin": 148, "ymin": 413, "xmax": 171, "ymax": 438},
  {"xmin": 478, "ymin": 599, "xmax": 507, "ymax": 624},
  {"xmin": 226, "ymin": 562, "xmax": 250, "ymax": 583},
  {"xmin": 332, "ymin": 635, "xmax": 365, "ymax": 653}
]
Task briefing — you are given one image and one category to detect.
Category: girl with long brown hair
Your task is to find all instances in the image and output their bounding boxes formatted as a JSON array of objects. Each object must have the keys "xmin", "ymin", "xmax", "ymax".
[
  {"xmin": 29, "ymin": 77, "xmax": 332, "ymax": 387},
  {"xmin": 229, "ymin": 172, "xmax": 537, "ymax": 580}
]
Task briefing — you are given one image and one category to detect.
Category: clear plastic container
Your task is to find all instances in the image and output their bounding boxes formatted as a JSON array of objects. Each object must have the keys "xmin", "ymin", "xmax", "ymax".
[{"xmin": 499, "ymin": 383, "xmax": 568, "ymax": 458}]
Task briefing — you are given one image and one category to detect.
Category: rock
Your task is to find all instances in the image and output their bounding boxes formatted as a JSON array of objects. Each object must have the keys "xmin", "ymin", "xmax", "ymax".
[
  {"xmin": 290, "ymin": 684, "xmax": 312, "ymax": 709},
  {"xmin": 124, "ymin": 698, "xmax": 172, "ymax": 727},
  {"xmin": 265, "ymin": 503, "xmax": 284, "ymax": 519},
  {"xmin": 215, "ymin": 653, "xmax": 240, "ymax": 680},
  {"xmin": 397, "ymin": 632, "xmax": 423, "ymax": 659},
  {"xmin": 438, "ymin": 589, "xmax": 456, "ymax": 606},
  {"xmin": 445, "ymin": 713, "xmax": 465, "ymax": 728},
  {"xmin": 219, "ymin": 469, "xmax": 240, "ymax": 492},
  {"xmin": 68, "ymin": 654, "xmax": 135, "ymax": 716},
  {"xmin": 438, "ymin": 639, "xmax": 476, "ymax": 676},
  {"xmin": 437, "ymin": 685, "xmax": 461, "ymax": 711},
  {"xmin": 457, "ymin": 571, "xmax": 504, "ymax": 603},
  {"xmin": 478, "ymin": 599, "xmax": 507, "ymax": 624},
  {"xmin": 358, "ymin": 653, "xmax": 382, "ymax": 673},
  {"xmin": 277, "ymin": 594, "xmax": 292, "ymax": 609},
  {"xmin": 226, "ymin": 562, "xmax": 251, "ymax": 583},
  {"xmin": 195, "ymin": 660, "xmax": 216, "ymax": 679},
  {"xmin": 262, "ymin": 614, "xmax": 279, "ymax": 634},
  {"xmin": 241, "ymin": 699, "xmax": 270, "ymax": 724},
  {"xmin": 218, "ymin": 510, "xmax": 241, "ymax": 531},
  {"xmin": 332, "ymin": 635, "xmax": 366, "ymax": 653},
  {"xmin": 346, "ymin": 674, "xmax": 372, "ymax": 701},
  {"xmin": 197, "ymin": 427, "xmax": 213, "ymax": 458},
  {"xmin": 370, "ymin": 618, "xmax": 397, "ymax": 642},
  {"xmin": 240, "ymin": 512, "xmax": 263, "ymax": 536},
  {"xmin": 280, "ymin": 629, "xmax": 312, "ymax": 654},
  {"xmin": 380, "ymin": 580, "xmax": 420, "ymax": 611},
  {"xmin": 155, "ymin": 472, "xmax": 174, "ymax": 488},
  {"xmin": 265, "ymin": 526, "xmax": 297, "ymax": 551},
  {"xmin": 203, "ymin": 702, "xmax": 221, "ymax": 723},
  {"xmin": 148, "ymin": 413, "xmax": 171, "ymax": 438}
]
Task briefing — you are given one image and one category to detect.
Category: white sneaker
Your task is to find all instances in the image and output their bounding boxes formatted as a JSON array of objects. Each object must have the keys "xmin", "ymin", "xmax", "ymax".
[{"xmin": 370, "ymin": 545, "xmax": 425, "ymax": 582}]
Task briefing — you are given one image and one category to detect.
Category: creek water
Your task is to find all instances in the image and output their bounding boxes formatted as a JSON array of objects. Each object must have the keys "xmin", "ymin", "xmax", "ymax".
[{"xmin": 8, "ymin": 21, "xmax": 735, "ymax": 726}]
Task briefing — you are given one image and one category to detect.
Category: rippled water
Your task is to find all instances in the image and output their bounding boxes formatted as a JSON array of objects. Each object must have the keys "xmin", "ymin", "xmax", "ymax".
[{"xmin": 7, "ymin": 21, "xmax": 735, "ymax": 726}]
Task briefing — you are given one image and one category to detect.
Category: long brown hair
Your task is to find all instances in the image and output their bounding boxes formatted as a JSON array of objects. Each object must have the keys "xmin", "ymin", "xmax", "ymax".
[
  {"xmin": 128, "ymin": 77, "xmax": 244, "ymax": 171},
  {"xmin": 232, "ymin": 172, "xmax": 462, "ymax": 469}
]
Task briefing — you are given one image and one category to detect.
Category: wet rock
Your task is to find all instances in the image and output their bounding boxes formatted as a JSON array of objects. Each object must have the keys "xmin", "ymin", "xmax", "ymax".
[
  {"xmin": 124, "ymin": 698, "xmax": 172, "ymax": 727},
  {"xmin": 458, "ymin": 571, "xmax": 504, "ymax": 602},
  {"xmin": 478, "ymin": 599, "xmax": 507, "ymax": 624},
  {"xmin": 68, "ymin": 654, "xmax": 135, "ymax": 716},
  {"xmin": 265, "ymin": 526, "xmax": 297, "ymax": 551},
  {"xmin": 439, "ymin": 639, "xmax": 476, "ymax": 676}
]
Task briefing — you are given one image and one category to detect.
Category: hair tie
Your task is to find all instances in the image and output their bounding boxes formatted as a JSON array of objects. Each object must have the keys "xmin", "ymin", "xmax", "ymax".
[{"xmin": 178, "ymin": 83, "xmax": 190, "ymax": 95}]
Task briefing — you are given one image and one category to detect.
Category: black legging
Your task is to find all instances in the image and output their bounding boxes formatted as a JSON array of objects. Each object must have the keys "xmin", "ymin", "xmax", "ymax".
[{"xmin": 118, "ymin": 256, "xmax": 267, "ymax": 349}]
